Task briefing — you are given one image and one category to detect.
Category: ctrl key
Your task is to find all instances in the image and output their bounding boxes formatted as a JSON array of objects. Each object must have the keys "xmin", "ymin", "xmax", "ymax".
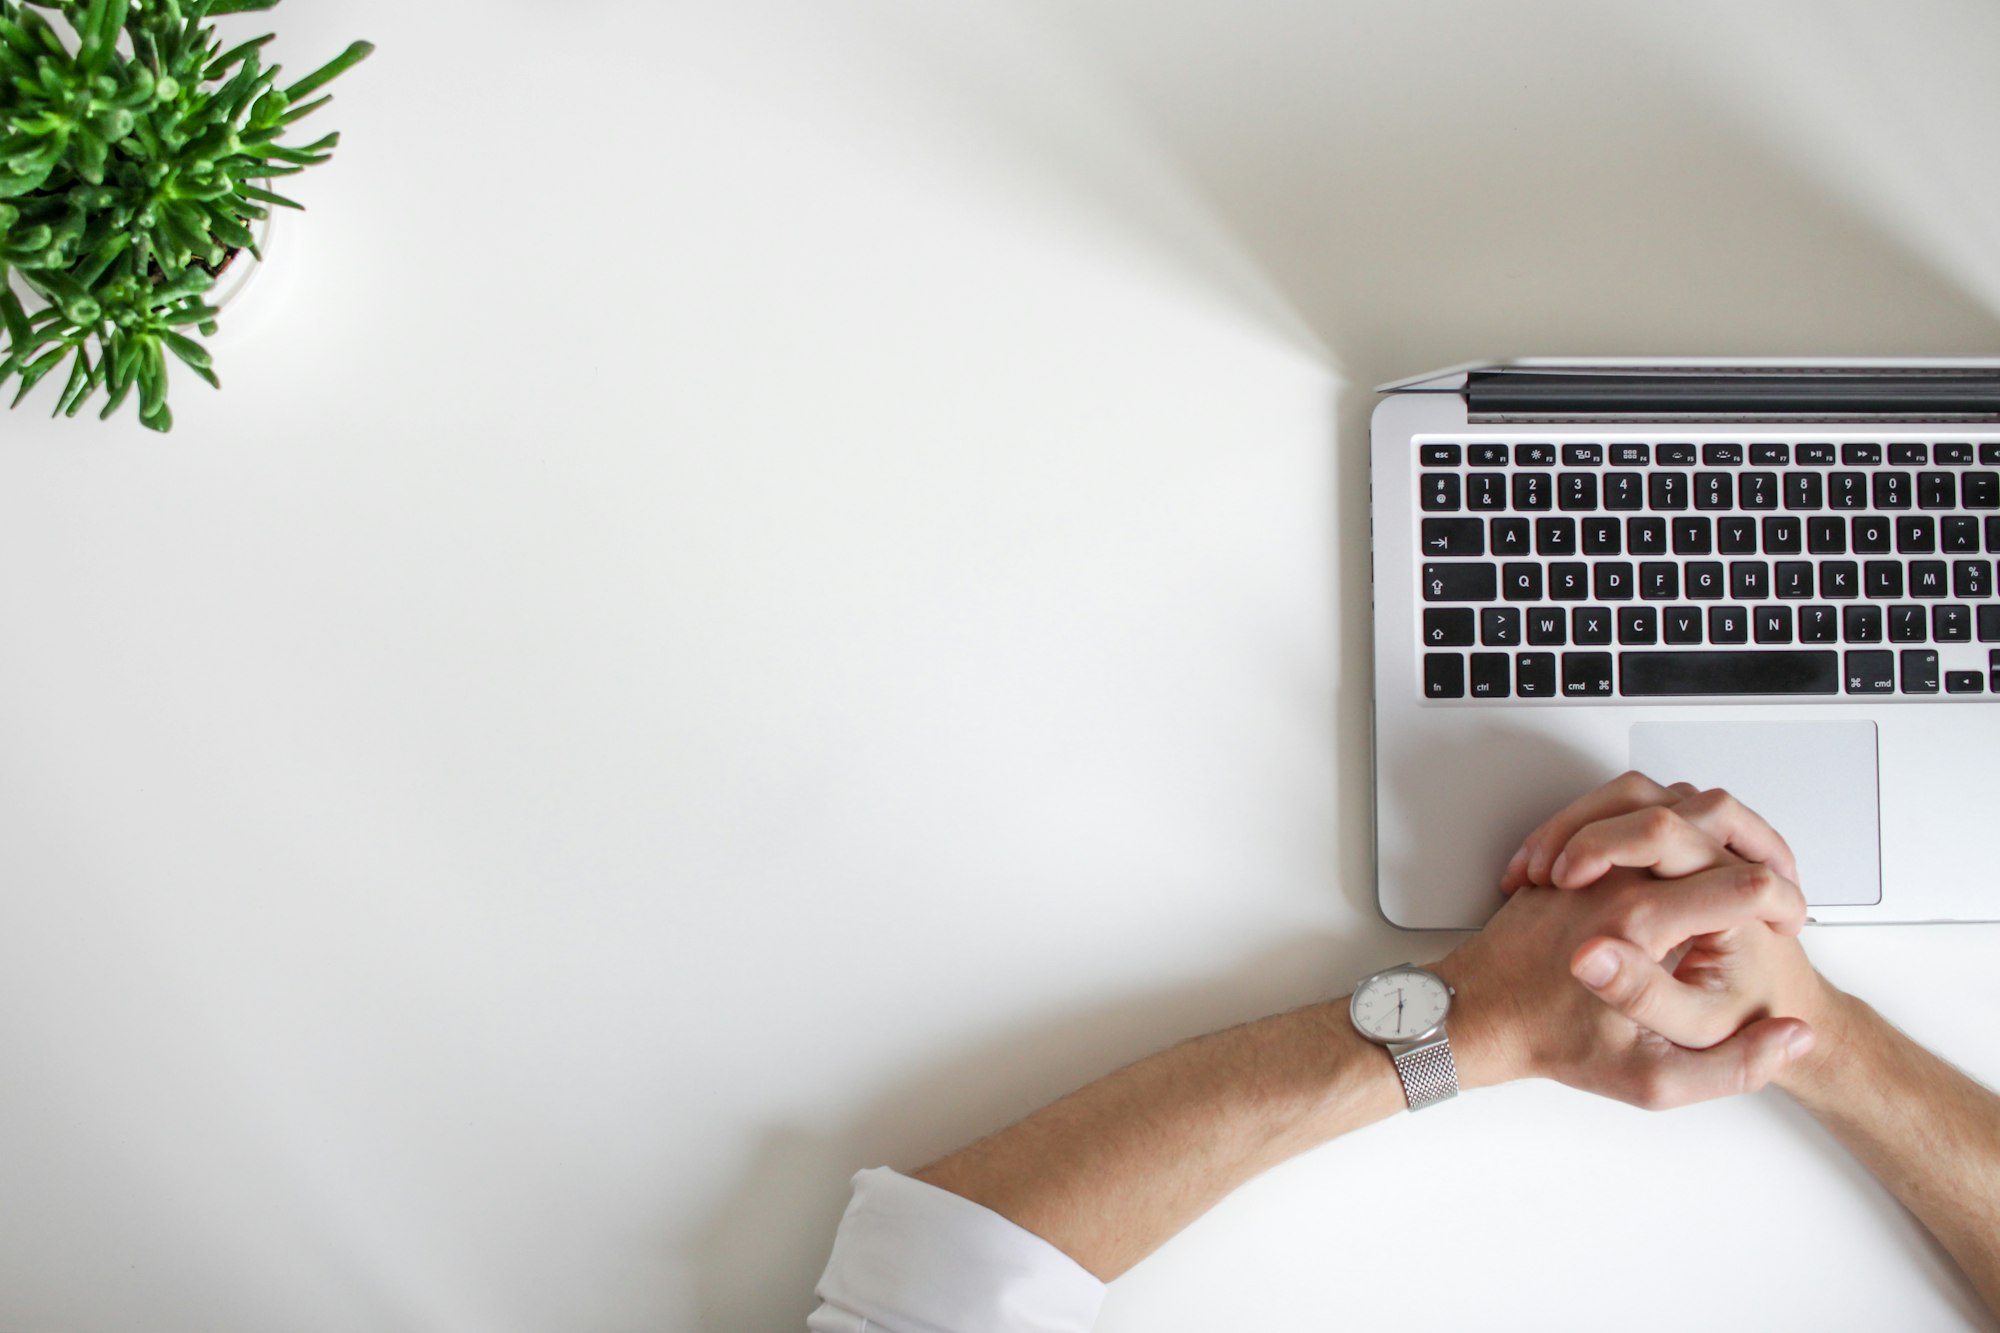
[
  {"xmin": 1424, "ymin": 652, "xmax": 1465, "ymax": 698},
  {"xmin": 1470, "ymin": 652, "xmax": 1511, "ymax": 698}
]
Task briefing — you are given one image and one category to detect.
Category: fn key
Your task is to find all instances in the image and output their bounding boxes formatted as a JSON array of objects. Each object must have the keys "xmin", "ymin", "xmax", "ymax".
[{"xmin": 1424, "ymin": 652, "xmax": 1465, "ymax": 698}]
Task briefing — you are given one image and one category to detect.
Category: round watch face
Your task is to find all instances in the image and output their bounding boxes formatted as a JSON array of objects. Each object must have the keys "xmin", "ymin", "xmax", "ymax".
[{"xmin": 1350, "ymin": 966, "xmax": 1451, "ymax": 1044}]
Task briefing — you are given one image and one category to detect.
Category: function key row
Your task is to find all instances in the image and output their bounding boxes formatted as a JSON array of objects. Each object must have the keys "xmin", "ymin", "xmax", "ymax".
[{"xmin": 1420, "ymin": 442, "xmax": 2000, "ymax": 468}]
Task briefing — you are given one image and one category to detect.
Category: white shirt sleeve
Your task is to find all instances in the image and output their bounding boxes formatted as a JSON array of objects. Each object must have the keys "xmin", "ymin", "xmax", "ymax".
[{"xmin": 808, "ymin": 1167, "xmax": 1108, "ymax": 1333}]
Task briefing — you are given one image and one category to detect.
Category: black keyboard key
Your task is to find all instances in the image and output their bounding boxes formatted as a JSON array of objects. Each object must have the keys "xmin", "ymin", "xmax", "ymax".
[
  {"xmin": 1422, "ymin": 474, "xmax": 1461, "ymax": 511},
  {"xmin": 1424, "ymin": 652, "xmax": 1465, "ymax": 698},
  {"xmin": 1897, "ymin": 515, "xmax": 1936, "ymax": 554},
  {"xmin": 1422, "ymin": 518, "xmax": 1485, "ymax": 557},
  {"xmin": 1820, "ymin": 561, "xmax": 1859, "ymax": 599},
  {"xmin": 1648, "ymin": 472, "xmax": 1689, "ymax": 511},
  {"xmin": 1843, "ymin": 442, "xmax": 1883, "ymax": 466},
  {"xmin": 1470, "ymin": 652, "xmax": 1510, "ymax": 698},
  {"xmin": 1717, "ymin": 517, "xmax": 1757, "ymax": 554},
  {"xmin": 1751, "ymin": 443, "xmax": 1791, "ymax": 466},
  {"xmin": 1558, "ymin": 473, "xmax": 1598, "ymax": 511},
  {"xmin": 1618, "ymin": 606, "xmax": 1658, "ymax": 644},
  {"xmin": 1919, "ymin": 472, "xmax": 1957, "ymax": 509},
  {"xmin": 1694, "ymin": 472, "xmax": 1732, "ymax": 510},
  {"xmin": 1685, "ymin": 561, "xmax": 1725, "ymax": 600},
  {"xmin": 1640, "ymin": 561, "xmax": 1680, "ymax": 600},
  {"xmin": 1662, "ymin": 607, "xmax": 1703, "ymax": 644},
  {"xmin": 1872, "ymin": 471, "xmax": 1912, "ymax": 510},
  {"xmin": 1621, "ymin": 650, "xmax": 1838, "ymax": 696},
  {"xmin": 1536, "ymin": 517, "xmax": 1577, "ymax": 556},
  {"xmin": 1573, "ymin": 606, "xmax": 1613, "ymax": 645},
  {"xmin": 1563, "ymin": 443, "xmax": 1604, "ymax": 467},
  {"xmin": 1942, "ymin": 515, "xmax": 1981, "ymax": 552},
  {"xmin": 1421, "ymin": 444, "xmax": 1462, "ymax": 467},
  {"xmin": 1762, "ymin": 516, "xmax": 1803, "ymax": 554},
  {"xmin": 1582, "ymin": 517, "xmax": 1621, "ymax": 555},
  {"xmin": 1424, "ymin": 562, "xmax": 1497, "ymax": 601},
  {"xmin": 1828, "ymin": 471, "xmax": 1867, "ymax": 510},
  {"xmin": 1983, "ymin": 443, "xmax": 2000, "ymax": 466},
  {"xmin": 1982, "ymin": 605, "xmax": 2000, "ymax": 642},
  {"xmin": 1807, "ymin": 516, "xmax": 1846, "ymax": 554},
  {"xmin": 1775, "ymin": 561, "xmax": 1813, "ymax": 599},
  {"xmin": 1673, "ymin": 517, "xmax": 1712, "ymax": 555},
  {"xmin": 1610, "ymin": 443, "xmax": 1650, "ymax": 466},
  {"xmin": 1604, "ymin": 471, "xmax": 1644, "ymax": 510},
  {"xmin": 1563, "ymin": 652, "xmax": 1615, "ymax": 698},
  {"xmin": 1989, "ymin": 516, "xmax": 2000, "ymax": 552},
  {"xmin": 1851, "ymin": 515, "xmax": 1892, "ymax": 554},
  {"xmin": 1709, "ymin": 606, "xmax": 1749, "ymax": 644},
  {"xmin": 1730, "ymin": 560, "xmax": 1770, "ymax": 600},
  {"xmin": 1702, "ymin": 442, "xmax": 1744, "ymax": 466},
  {"xmin": 1785, "ymin": 472, "xmax": 1824, "ymax": 510},
  {"xmin": 1901, "ymin": 649, "xmax": 1940, "ymax": 695},
  {"xmin": 1512, "ymin": 471, "xmax": 1553, "ymax": 511},
  {"xmin": 1935, "ymin": 604, "xmax": 1972, "ymax": 642},
  {"xmin": 1467, "ymin": 473, "xmax": 1507, "ymax": 511},
  {"xmin": 1491, "ymin": 517, "xmax": 1531, "ymax": 556},
  {"xmin": 1515, "ymin": 651, "xmax": 1556, "ymax": 697},
  {"xmin": 1627, "ymin": 517, "xmax": 1666, "ymax": 554},
  {"xmin": 1526, "ymin": 607, "xmax": 1567, "ymax": 645},
  {"xmin": 1954, "ymin": 559, "xmax": 1992, "ymax": 599},
  {"xmin": 1843, "ymin": 650, "xmax": 1895, "ymax": 695},
  {"xmin": 1754, "ymin": 606, "xmax": 1793, "ymax": 644},
  {"xmin": 1889, "ymin": 604, "xmax": 1926, "ymax": 643},
  {"xmin": 1548, "ymin": 562, "xmax": 1589, "ymax": 601},
  {"xmin": 1966, "ymin": 472, "xmax": 1999, "ymax": 509},
  {"xmin": 1909, "ymin": 560, "xmax": 1947, "ymax": 598},
  {"xmin": 1481, "ymin": 607, "xmax": 1521, "ymax": 646},
  {"xmin": 1469, "ymin": 444, "xmax": 1509, "ymax": 467},
  {"xmin": 1592, "ymin": 562, "xmax": 1634, "ymax": 601},
  {"xmin": 1799, "ymin": 605, "xmax": 1838, "ymax": 643},
  {"xmin": 1843, "ymin": 604, "xmax": 1882, "ymax": 643},
  {"xmin": 1890, "ymin": 442, "xmax": 1928, "ymax": 467},
  {"xmin": 1797, "ymin": 443, "xmax": 1837, "ymax": 466},
  {"xmin": 1424, "ymin": 608, "xmax": 1475, "ymax": 646},
  {"xmin": 1503, "ymin": 562, "xmax": 1543, "ymax": 601},
  {"xmin": 1656, "ymin": 443, "xmax": 1698, "ymax": 466},
  {"xmin": 1515, "ymin": 443, "xmax": 1556, "ymax": 467},
  {"xmin": 1738, "ymin": 471, "xmax": 1778, "ymax": 510},
  {"xmin": 1935, "ymin": 442, "xmax": 1974, "ymax": 465},
  {"xmin": 1864, "ymin": 561, "xmax": 1903, "ymax": 599},
  {"xmin": 1947, "ymin": 670, "xmax": 1984, "ymax": 694}
]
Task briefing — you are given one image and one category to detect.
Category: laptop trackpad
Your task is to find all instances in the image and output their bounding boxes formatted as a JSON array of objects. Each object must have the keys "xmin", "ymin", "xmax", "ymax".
[{"xmin": 1629, "ymin": 721, "xmax": 1881, "ymax": 907}]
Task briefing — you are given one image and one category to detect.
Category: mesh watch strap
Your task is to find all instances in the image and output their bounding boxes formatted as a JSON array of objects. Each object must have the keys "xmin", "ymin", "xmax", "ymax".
[{"xmin": 1391, "ymin": 1039, "xmax": 1460, "ymax": 1111}]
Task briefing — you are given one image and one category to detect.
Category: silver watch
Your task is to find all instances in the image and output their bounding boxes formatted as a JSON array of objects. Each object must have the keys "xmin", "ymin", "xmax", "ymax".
[{"xmin": 1349, "ymin": 964, "xmax": 1460, "ymax": 1111}]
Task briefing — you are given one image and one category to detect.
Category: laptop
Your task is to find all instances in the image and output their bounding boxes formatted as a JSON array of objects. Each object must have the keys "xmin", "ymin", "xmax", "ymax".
[{"xmin": 1370, "ymin": 359, "xmax": 2000, "ymax": 928}]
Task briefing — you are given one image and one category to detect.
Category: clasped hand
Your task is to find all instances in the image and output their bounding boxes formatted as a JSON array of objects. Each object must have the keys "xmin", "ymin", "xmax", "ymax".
[{"xmin": 1436, "ymin": 772, "xmax": 1839, "ymax": 1109}]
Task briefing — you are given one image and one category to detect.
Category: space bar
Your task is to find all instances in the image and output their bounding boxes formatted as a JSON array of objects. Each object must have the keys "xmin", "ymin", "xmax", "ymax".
[{"xmin": 1620, "ymin": 650, "xmax": 1840, "ymax": 696}]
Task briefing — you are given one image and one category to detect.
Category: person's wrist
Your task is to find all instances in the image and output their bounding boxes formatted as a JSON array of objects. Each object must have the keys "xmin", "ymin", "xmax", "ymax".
[
  {"xmin": 1428, "ymin": 948, "xmax": 1530, "ymax": 1091},
  {"xmin": 1773, "ymin": 979, "xmax": 1863, "ymax": 1101}
]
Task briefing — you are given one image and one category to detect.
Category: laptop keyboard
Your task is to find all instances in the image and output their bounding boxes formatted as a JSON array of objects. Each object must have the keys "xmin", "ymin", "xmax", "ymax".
[{"xmin": 1415, "ymin": 438, "xmax": 2000, "ymax": 701}]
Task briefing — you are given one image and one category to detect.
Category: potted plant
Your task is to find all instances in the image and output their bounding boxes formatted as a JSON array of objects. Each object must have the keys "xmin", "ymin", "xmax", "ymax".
[{"xmin": 0, "ymin": 0, "xmax": 371, "ymax": 431}]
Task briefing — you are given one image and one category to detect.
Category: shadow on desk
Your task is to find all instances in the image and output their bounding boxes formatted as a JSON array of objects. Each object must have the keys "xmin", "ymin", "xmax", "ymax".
[{"xmin": 688, "ymin": 931, "xmax": 1392, "ymax": 1332}]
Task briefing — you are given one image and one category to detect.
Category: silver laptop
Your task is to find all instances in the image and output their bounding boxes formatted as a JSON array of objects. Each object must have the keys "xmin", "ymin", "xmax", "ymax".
[{"xmin": 1371, "ymin": 359, "xmax": 2000, "ymax": 928}]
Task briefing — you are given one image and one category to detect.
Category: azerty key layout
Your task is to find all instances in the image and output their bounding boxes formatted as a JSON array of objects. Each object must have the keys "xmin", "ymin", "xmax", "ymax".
[{"xmin": 1415, "ymin": 438, "xmax": 2000, "ymax": 701}]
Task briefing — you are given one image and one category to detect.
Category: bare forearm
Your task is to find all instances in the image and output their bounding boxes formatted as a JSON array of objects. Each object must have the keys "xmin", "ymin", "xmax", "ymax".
[
  {"xmin": 913, "ymin": 1000, "xmax": 1404, "ymax": 1280},
  {"xmin": 1783, "ymin": 992, "xmax": 2000, "ymax": 1314}
]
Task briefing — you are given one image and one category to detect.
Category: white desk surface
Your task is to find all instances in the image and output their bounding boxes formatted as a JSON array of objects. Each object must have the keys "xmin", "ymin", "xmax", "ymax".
[{"xmin": 4, "ymin": 2, "xmax": 1999, "ymax": 1329}]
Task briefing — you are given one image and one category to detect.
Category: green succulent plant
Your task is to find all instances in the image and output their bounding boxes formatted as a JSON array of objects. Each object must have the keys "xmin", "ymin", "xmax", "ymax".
[{"xmin": 0, "ymin": 0, "xmax": 370, "ymax": 431}]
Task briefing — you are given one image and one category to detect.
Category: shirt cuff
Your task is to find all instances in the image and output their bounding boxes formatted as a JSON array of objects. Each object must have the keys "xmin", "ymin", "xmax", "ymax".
[{"xmin": 809, "ymin": 1167, "xmax": 1107, "ymax": 1333}]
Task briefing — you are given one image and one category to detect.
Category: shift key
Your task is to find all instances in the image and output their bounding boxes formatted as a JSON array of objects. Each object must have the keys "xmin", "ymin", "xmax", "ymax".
[{"xmin": 1423, "ymin": 562, "xmax": 1498, "ymax": 602}]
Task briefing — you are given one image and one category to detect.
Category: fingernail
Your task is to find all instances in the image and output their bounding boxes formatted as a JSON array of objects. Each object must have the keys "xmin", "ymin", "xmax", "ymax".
[
  {"xmin": 1574, "ymin": 946, "xmax": 1619, "ymax": 988},
  {"xmin": 1503, "ymin": 846, "xmax": 1527, "ymax": 880},
  {"xmin": 1550, "ymin": 851, "xmax": 1569, "ymax": 884},
  {"xmin": 1786, "ymin": 1028, "xmax": 1815, "ymax": 1061}
]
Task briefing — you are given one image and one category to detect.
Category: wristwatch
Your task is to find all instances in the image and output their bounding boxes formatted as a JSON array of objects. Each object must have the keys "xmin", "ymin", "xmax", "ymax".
[{"xmin": 1349, "ymin": 964, "xmax": 1460, "ymax": 1111}]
